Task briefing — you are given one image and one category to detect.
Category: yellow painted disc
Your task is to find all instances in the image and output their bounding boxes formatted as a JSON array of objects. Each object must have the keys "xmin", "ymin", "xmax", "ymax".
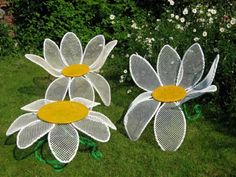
[
  {"xmin": 37, "ymin": 101, "xmax": 89, "ymax": 124},
  {"xmin": 152, "ymin": 85, "xmax": 186, "ymax": 102},
  {"xmin": 61, "ymin": 64, "xmax": 90, "ymax": 77}
]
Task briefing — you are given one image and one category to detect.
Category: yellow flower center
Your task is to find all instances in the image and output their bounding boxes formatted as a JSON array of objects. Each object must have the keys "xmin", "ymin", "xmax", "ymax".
[
  {"xmin": 61, "ymin": 64, "xmax": 90, "ymax": 77},
  {"xmin": 37, "ymin": 101, "xmax": 89, "ymax": 124},
  {"xmin": 152, "ymin": 85, "xmax": 186, "ymax": 102}
]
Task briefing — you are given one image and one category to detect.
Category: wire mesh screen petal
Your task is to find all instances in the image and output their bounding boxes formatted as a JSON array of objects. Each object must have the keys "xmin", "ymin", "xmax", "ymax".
[
  {"xmin": 25, "ymin": 54, "xmax": 62, "ymax": 77},
  {"xmin": 193, "ymin": 55, "xmax": 219, "ymax": 90},
  {"xmin": 17, "ymin": 120, "xmax": 54, "ymax": 149},
  {"xmin": 82, "ymin": 35, "xmax": 105, "ymax": 66},
  {"xmin": 44, "ymin": 39, "xmax": 66, "ymax": 70},
  {"xmin": 178, "ymin": 43, "xmax": 205, "ymax": 89},
  {"xmin": 130, "ymin": 54, "xmax": 161, "ymax": 91},
  {"xmin": 130, "ymin": 92, "xmax": 152, "ymax": 108},
  {"xmin": 69, "ymin": 77, "xmax": 94, "ymax": 101},
  {"xmin": 45, "ymin": 77, "xmax": 69, "ymax": 101},
  {"xmin": 60, "ymin": 32, "xmax": 83, "ymax": 65},
  {"xmin": 154, "ymin": 103, "xmax": 186, "ymax": 151},
  {"xmin": 90, "ymin": 40, "xmax": 117, "ymax": 71},
  {"xmin": 89, "ymin": 111, "xmax": 116, "ymax": 130},
  {"xmin": 21, "ymin": 99, "xmax": 47, "ymax": 112},
  {"xmin": 6, "ymin": 113, "xmax": 38, "ymax": 136},
  {"xmin": 157, "ymin": 45, "xmax": 181, "ymax": 85},
  {"xmin": 73, "ymin": 117, "xmax": 110, "ymax": 142},
  {"xmin": 180, "ymin": 85, "xmax": 217, "ymax": 105},
  {"xmin": 86, "ymin": 72, "xmax": 111, "ymax": 106},
  {"xmin": 48, "ymin": 124, "xmax": 79, "ymax": 163},
  {"xmin": 72, "ymin": 97, "xmax": 100, "ymax": 108},
  {"xmin": 124, "ymin": 99, "xmax": 160, "ymax": 141}
]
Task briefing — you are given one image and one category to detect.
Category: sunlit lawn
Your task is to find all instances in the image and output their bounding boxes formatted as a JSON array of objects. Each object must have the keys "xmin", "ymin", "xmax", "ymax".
[{"xmin": 0, "ymin": 56, "xmax": 236, "ymax": 177}]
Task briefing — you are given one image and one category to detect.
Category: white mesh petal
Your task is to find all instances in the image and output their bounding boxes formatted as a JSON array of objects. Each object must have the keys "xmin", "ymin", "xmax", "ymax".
[
  {"xmin": 73, "ymin": 116, "xmax": 110, "ymax": 142},
  {"xmin": 90, "ymin": 40, "xmax": 118, "ymax": 71},
  {"xmin": 179, "ymin": 85, "xmax": 217, "ymax": 105},
  {"xmin": 130, "ymin": 54, "xmax": 161, "ymax": 91},
  {"xmin": 17, "ymin": 120, "xmax": 54, "ymax": 149},
  {"xmin": 71, "ymin": 97, "xmax": 100, "ymax": 108},
  {"xmin": 85, "ymin": 72, "xmax": 111, "ymax": 106},
  {"xmin": 89, "ymin": 111, "xmax": 116, "ymax": 130},
  {"xmin": 124, "ymin": 99, "xmax": 160, "ymax": 141},
  {"xmin": 178, "ymin": 43, "xmax": 205, "ymax": 89},
  {"xmin": 154, "ymin": 103, "xmax": 186, "ymax": 151},
  {"xmin": 6, "ymin": 113, "xmax": 38, "ymax": 136},
  {"xmin": 60, "ymin": 32, "xmax": 83, "ymax": 65},
  {"xmin": 82, "ymin": 35, "xmax": 105, "ymax": 66},
  {"xmin": 48, "ymin": 125, "xmax": 79, "ymax": 163},
  {"xmin": 45, "ymin": 77, "xmax": 69, "ymax": 101},
  {"xmin": 21, "ymin": 99, "xmax": 47, "ymax": 112},
  {"xmin": 130, "ymin": 92, "xmax": 151, "ymax": 107},
  {"xmin": 25, "ymin": 54, "xmax": 61, "ymax": 77},
  {"xmin": 44, "ymin": 39, "xmax": 66, "ymax": 70},
  {"xmin": 193, "ymin": 55, "xmax": 219, "ymax": 90},
  {"xmin": 69, "ymin": 77, "xmax": 94, "ymax": 101},
  {"xmin": 157, "ymin": 45, "xmax": 181, "ymax": 85}
]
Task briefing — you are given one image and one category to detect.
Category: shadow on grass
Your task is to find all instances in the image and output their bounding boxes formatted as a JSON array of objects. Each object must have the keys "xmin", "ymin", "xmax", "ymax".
[{"xmin": 17, "ymin": 76, "xmax": 53, "ymax": 96}]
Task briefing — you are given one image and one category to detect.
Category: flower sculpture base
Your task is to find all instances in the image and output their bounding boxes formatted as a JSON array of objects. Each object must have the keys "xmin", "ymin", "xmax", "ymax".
[{"xmin": 34, "ymin": 136, "xmax": 102, "ymax": 172}]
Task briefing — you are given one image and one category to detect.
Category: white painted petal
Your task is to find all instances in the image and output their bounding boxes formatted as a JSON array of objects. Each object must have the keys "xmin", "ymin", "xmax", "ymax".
[
  {"xmin": 71, "ymin": 97, "xmax": 100, "ymax": 108},
  {"xmin": 124, "ymin": 99, "xmax": 160, "ymax": 141},
  {"xmin": 179, "ymin": 85, "xmax": 217, "ymax": 105},
  {"xmin": 73, "ymin": 117, "xmax": 110, "ymax": 142},
  {"xmin": 45, "ymin": 77, "xmax": 69, "ymax": 101},
  {"xmin": 44, "ymin": 39, "xmax": 67, "ymax": 70},
  {"xmin": 85, "ymin": 72, "xmax": 111, "ymax": 106},
  {"xmin": 17, "ymin": 120, "xmax": 54, "ymax": 149},
  {"xmin": 82, "ymin": 35, "xmax": 105, "ymax": 66},
  {"xmin": 69, "ymin": 77, "xmax": 94, "ymax": 101},
  {"xmin": 130, "ymin": 54, "xmax": 161, "ymax": 91},
  {"xmin": 25, "ymin": 54, "xmax": 61, "ymax": 77},
  {"xmin": 60, "ymin": 32, "xmax": 83, "ymax": 65},
  {"xmin": 6, "ymin": 113, "xmax": 38, "ymax": 136},
  {"xmin": 193, "ymin": 55, "xmax": 219, "ymax": 90},
  {"xmin": 130, "ymin": 92, "xmax": 152, "ymax": 107},
  {"xmin": 177, "ymin": 43, "xmax": 205, "ymax": 89},
  {"xmin": 89, "ymin": 111, "xmax": 116, "ymax": 130},
  {"xmin": 154, "ymin": 103, "xmax": 186, "ymax": 151},
  {"xmin": 21, "ymin": 99, "xmax": 47, "ymax": 112},
  {"xmin": 157, "ymin": 45, "xmax": 181, "ymax": 85},
  {"xmin": 48, "ymin": 125, "xmax": 79, "ymax": 163},
  {"xmin": 90, "ymin": 40, "xmax": 118, "ymax": 71}
]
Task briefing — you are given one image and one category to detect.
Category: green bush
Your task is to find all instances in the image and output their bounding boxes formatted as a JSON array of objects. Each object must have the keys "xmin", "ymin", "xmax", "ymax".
[{"xmin": 0, "ymin": 22, "xmax": 16, "ymax": 57}]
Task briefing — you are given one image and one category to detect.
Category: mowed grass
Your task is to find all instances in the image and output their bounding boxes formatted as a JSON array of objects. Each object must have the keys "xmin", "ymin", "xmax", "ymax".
[{"xmin": 0, "ymin": 56, "xmax": 236, "ymax": 177}]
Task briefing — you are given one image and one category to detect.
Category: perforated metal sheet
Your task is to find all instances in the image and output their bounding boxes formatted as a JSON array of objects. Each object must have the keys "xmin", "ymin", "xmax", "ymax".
[
  {"xmin": 45, "ymin": 77, "xmax": 69, "ymax": 101},
  {"xmin": 157, "ymin": 45, "xmax": 181, "ymax": 85},
  {"xmin": 73, "ymin": 116, "xmax": 110, "ymax": 142},
  {"xmin": 124, "ymin": 99, "xmax": 160, "ymax": 141},
  {"xmin": 60, "ymin": 32, "xmax": 83, "ymax": 65},
  {"xmin": 17, "ymin": 120, "xmax": 55, "ymax": 149},
  {"xmin": 69, "ymin": 77, "xmax": 94, "ymax": 101},
  {"xmin": 154, "ymin": 103, "xmax": 186, "ymax": 151},
  {"xmin": 44, "ymin": 38, "xmax": 66, "ymax": 70},
  {"xmin": 86, "ymin": 72, "xmax": 111, "ymax": 106},
  {"xmin": 48, "ymin": 124, "xmax": 79, "ymax": 163},
  {"xmin": 130, "ymin": 54, "xmax": 161, "ymax": 91},
  {"xmin": 82, "ymin": 35, "xmax": 104, "ymax": 66},
  {"xmin": 6, "ymin": 113, "xmax": 38, "ymax": 136}
]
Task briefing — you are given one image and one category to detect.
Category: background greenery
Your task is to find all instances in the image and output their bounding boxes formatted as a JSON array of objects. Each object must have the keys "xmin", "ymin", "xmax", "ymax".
[{"xmin": 0, "ymin": 0, "xmax": 236, "ymax": 176}]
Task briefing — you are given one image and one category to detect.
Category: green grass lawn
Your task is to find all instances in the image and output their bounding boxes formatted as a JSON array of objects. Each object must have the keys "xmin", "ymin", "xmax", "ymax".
[{"xmin": 0, "ymin": 56, "xmax": 236, "ymax": 177}]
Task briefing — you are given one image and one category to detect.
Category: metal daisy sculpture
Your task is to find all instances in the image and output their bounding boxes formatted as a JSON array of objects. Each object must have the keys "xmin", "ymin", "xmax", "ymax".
[
  {"xmin": 124, "ymin": 43, "xmax": 219, "ymax": 151},
  {"xmin": 6, "ymin": 89, "xmax": 116, "ymax": 163},
  {"xmin": 25, "ymin": 32, "xmax": 117, "ymax": 106}
]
